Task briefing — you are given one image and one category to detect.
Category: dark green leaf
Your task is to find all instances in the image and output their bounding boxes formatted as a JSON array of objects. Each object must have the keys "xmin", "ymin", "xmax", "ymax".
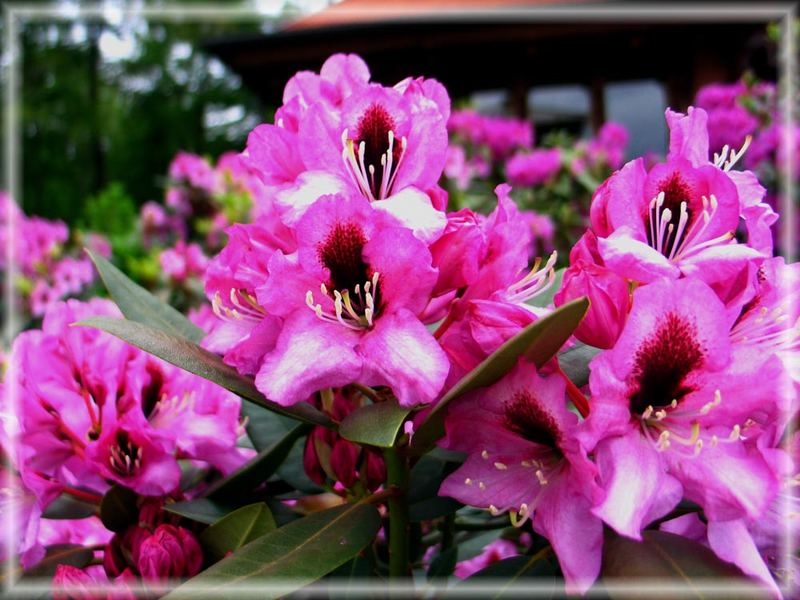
[
  {"xmin": 339, "ymin": 399, "xmax": 411, "ymax": 448},
  {"xmin": 163, "ymin": 502, "xmax": 382, "ymax": 600},
  {"xmin": 408, "ymin": 453, "xmax": 458, "ymax": 504},
  {"xmin": 42, "ymin": 494, "xmax": 97, "ymax": 520},
  {"xmin": 602, "ymin": 530, "xmax": 767, "ymax": 599},
  {"xmin": 240, "ymin": 402, "xmax": 299, "ymax": 452},
  {"xmin": 199, "ymin": 503, "xmax": 276, "ymax": 563},
  {"xmin": 427, "ymin": 546, "xmax": 458, "ymax": 580},
  {"xmin": 526, "ymin": 267, "xmax": 564, "ymax": 308},
  {"xmin": 76, "ymin": 316, "xmax": 332, "ymax": 428},
  {"xmin": 21, "ymin": 544, "xmax": 93, "ymax": 579},
  {"xmin": 165, "ymin": 499, "xmax": 236, "ymax": 525},
  {"xmin": 452, "ymin": 554, "xmax": 557, "ymax": 599},
  {"xmin": 99, "ymin": 485, "xmax": 138, "ymax": 533},
  {"xmin": 410, "ymin": 297, "xmax": 589, "ymax": 455},
  {"xmin": 558, "ymin": 342, "xmax": 601, "ymax": 388},
  {"xmin": 204, "ymin": 424, "xmax": 310, "ymax": 500},
  {"xmin": 87, "ymin": 249, "xmax": 204, "ymax": 343},
  {"xmin": 327, "ymin": 554, "xmax": 375, "ymax": 600},
  {"xmin": 410, "ymin": 497, "xmax": 463, "ymax": 522}
]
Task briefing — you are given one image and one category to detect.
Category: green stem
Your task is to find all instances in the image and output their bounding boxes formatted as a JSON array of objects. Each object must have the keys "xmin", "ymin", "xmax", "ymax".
[{"xmin": 383, "ymin": 447, "xmax": 410, "ymax": 579}]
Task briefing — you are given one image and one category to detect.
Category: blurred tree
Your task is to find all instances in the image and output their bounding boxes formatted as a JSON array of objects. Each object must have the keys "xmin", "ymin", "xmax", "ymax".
[{"xmin": 16, "ymin": 0, "xmax": 273, "ymax": 224}]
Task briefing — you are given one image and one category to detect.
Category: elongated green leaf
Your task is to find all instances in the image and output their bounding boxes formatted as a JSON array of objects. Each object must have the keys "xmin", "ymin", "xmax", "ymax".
[
  {"xmin": 165, "ymin": 499, "xmax": 236, "ymax": 525},
  {"xmin": 99, "ymin": 485, "xmax": 138, "ymax": 533},
  {"xmin": 410, "ymin": 297, "xmax": 589, "ymax": 455},
  {"xmin": 240, "ymin": 402, "xmax": 299, "ymax": 452},
  {"xmin": 452, "ymin": 554, "xmax": 557, "ymax": 599},
  {"xmin": 163, "ymin": 502, "xmax": 382, "ymax": 600},
  {"xmin": 21, "ymin": 544, "xmax": 93, "ymax": 579},
  {"xmin": 427, "ymin": 546, "xmax": 458, "ymax": 580},
  {"xmin": 200, "ymin": 503, "xmax": 276, "ymax": 563},
  {"xmin": 409, "ymin": 497, "xmax": 463, "ymax": 522},
  {"xmin": 76, "ymin": 316, "xmax": 332, "ymax": 428},
  {"xmin": 204, "ymin": 424, "xmax": 310, "ymax": 500},
  {"xmin": 602, "ymin": 530, "xmax": 766, "ymax": 599},
  {"xmin": 87, "ymin": 249, "xmax": 204, "ymax": 343},
  {"xmin": 42, "ymin": 494, "xmax": 97, "ymax": 520},
  {"xmin": 339, "ymin": 399, "xmax": 411, "ymax": 448},
  {"xmin": 558, "ymin": 342, "xmax": 601, "ymax": 388}
]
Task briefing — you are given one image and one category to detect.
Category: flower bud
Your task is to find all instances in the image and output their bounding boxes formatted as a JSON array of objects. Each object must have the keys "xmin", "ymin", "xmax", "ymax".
[
  {"xmin": 121, "ymin": 525, "xmax": 150, "ymax": 568},
  {"xmin": 137, "ymin": 524, "xmax": 201, "ymax": 579},
  {"xmin": 103, "ymin": 534, "xmax": 126, "ymax": 578},
  {"xmin": 429, "ymin": 209, "xmax": 484, "ymax": 295},
  {"xmin": 364, "ymin": 450, "xmax": 386, "ymax": 492},
  {"xmin": 554, "ymin": 261, "xmax": 630, "ymax": 349},
  {"xmin": 52, "ymin": 565, "xmax": 96, "ymax": 600},
  {"xmin": 330, "ymin": 439, "xmax": 360, "ymax": 489}
]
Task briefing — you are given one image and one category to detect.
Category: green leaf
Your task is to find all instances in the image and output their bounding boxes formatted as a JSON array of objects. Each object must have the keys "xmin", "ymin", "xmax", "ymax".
[
  {"xmin": 558, "ymin": 342, "xmax": 601, "ymax": 388},
  {"xmin": 240, "ymin": 402, "xmax": 299, "ymax": 452},
  {"xmin": 410, "ymin": 297, "xmax": 589, "ymax": 455},
  {"xmin": 199, "ymin": 503, "xmax": 276, "ymax": 564},
  {"xmin": 427, "ymin": 546, "xmax": 458, "ymax": 580},
  {"xmin": 87, "ymin": 249, "xmax": 204, "ymax": 343},
  {"xmin": 601, "ymin": 530, "xmax": 767, "ymax": 598},
  {"xmin": 99, "ymin": 485, "xmax": 138, "ymax": 533},
  {"xmin": 204, "ymin": 424, "xmax": 310, "ymax": 500},
  {"xmin": 42, "ymin": 494, "xmax": 97, "ymax": 520},
  {"xmin": 453, "ymin": 554, "xmax": 557, "ymax": 599},
  {"xmin": 21, "ymin": 544, "xmax": 94, "ymax": 579},
  {"xmin": 526, "ymin": 267, "xmax": 564, "ymax": 308},
  {"xmin": 409, "ymin": 497, "xmax": 463, "ymax": 522},
  {"xmin": 165, "ymin": 499, "xmax": 236, "ymax": 525},
  {"xmin": 76, "ymin": 316, "xmax": 332, "ymax": 428},
  {"xmin": 338, "ymin": 399, "xmax": 411, "ymax": 448},
  {"xmin": 163, "ymin": 502, "xmax": 382, "ymax": 600}
]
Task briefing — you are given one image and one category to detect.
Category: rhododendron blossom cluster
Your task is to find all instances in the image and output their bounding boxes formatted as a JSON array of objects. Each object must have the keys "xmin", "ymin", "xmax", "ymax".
[{"xmin": 1, "ymin": 53, "xmax": 796, "ymax": 599}]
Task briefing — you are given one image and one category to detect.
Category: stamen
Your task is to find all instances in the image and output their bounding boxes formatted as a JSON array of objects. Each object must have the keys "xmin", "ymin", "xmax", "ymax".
[
  {"xmin": 535, "ymin": 470, "xmax": 548, "ymax": 485},
  {"xmin": 493, "ymin": 462, "xmax": 508, "ymax": 471}
]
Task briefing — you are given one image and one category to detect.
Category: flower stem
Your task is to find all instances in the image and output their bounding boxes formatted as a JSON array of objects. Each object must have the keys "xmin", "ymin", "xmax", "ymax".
[
  {"xmin": 383, "ymin": 447, "xmax": 410, "ymax": 579},
  {"xmin": 557, "ymin": 365, "xmax": 590, "ymax": 417},
  {"xmin": 62, "ymin": 485, "xmax": 103, "ymax": 505}
]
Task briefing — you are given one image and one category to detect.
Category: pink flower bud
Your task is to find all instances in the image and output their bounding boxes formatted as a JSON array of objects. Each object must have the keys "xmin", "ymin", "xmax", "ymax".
[
  {"xmin": 430, "ymin": 209, "xmax": 484, "ymax": 295},
  {"xmin": 330, "ymin": 439, "xmax": 360, "ymax": 488},
  {"xmin": 137, "ymin": 525, "xmax": 184, "ymax": 579},
  {"xmin": 175, "ymin": 526, "xmax": 203, "ymax": 577},
  {"xmin": 303, "ymin": 428, "xmax": 329, "ymax": 486},
  {"xmin": 554, "ymin": 261, "xmax": 630, "ymax": 349},
  {"xmin": 121, "ymin": 525, "xmax": 150, "ymax": 568},
  {"xmin": 103, "ymin": 534, "xmax": 126, "ymax": 578},
  {"xmin": 52, "ymin": 565, "xmax": 96, "ymax": 600},
  {"xmin": 364, "ymin": 450, "xmax": 386, "ymax": 492}
]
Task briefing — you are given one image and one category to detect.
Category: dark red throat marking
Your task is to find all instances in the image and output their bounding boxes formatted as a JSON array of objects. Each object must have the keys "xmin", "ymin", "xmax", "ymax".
[
  {"xmin": 629, "ymin": 312, "xmax": 705, "ymax": 415},
  {"xmin": 502, "ymin": 391, "xmax": 561, "ymax": 450}
]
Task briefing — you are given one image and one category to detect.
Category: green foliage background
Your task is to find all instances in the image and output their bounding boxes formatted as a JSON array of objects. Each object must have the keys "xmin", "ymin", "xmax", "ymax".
[{"xmin": 2, "ymin": 0, "xmax": 301, "ymax": 225}]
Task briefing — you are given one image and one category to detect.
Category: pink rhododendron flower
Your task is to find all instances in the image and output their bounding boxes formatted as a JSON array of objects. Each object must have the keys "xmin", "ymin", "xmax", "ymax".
[
  {"xmin": 448, "ymin": 109, "xmax": 533, "ymax": 160},
  {"xmin": 159, "ymin": 240, "xmax": 209, "ymax": 283},
  {"xmin": 246, "ymin": 53, "xmax": 449, "ymax": 242},
  {"xmin": 254, "ymin": 193, "xmax": 449, "ymax": 407},
  {"xmin": 11, "ymin": 298, "xmax": 247, "ymax": 498},
  {"xmin": 666, "ymin": 107, "xmax": 779, "ymax": 257},
  {"xmin": 583, "ymin": 278, "xmax": 783, "ymax": 540},
  {"xmin": 506, "ymin": 148, "xmax": 562, "ymax": 186},
  {"xmin": 440, "ymin": 362, "xmax": 604, "ymax": 594},
  {"xmin": 591, "ymin": 109, "xmax": 764, "ymax": 287}
]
